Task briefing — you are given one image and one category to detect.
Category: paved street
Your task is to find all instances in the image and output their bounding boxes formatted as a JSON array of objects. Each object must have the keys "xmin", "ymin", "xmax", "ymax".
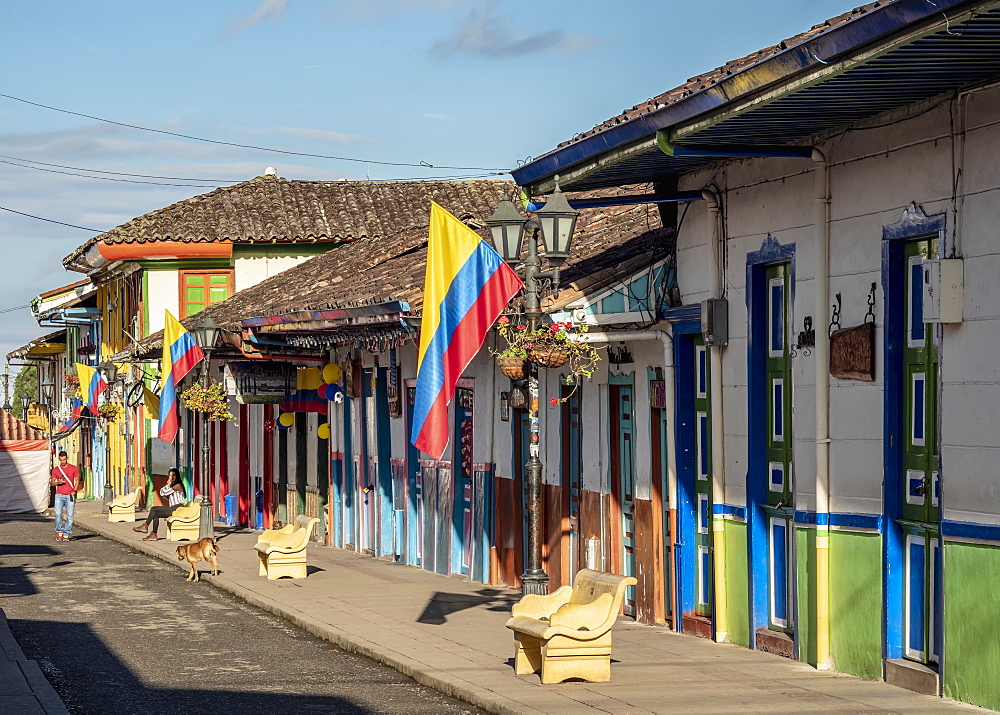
[{"xmin": 0, "ymin": 514, "xmax": 483, "ymax": 714}]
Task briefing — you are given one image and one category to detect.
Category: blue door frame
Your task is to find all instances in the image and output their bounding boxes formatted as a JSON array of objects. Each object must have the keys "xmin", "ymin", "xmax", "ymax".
[
  {"xmin": 881, "ymin": 204, "xmax": 946, "ymax": 663},
  {"xmin": 669, "ymin": 315, "xmax": 702, "ymax": 632},
  {"xmin": 746, "ymin": 235, "xmax": 797, "ymax": 651},
  {"xmin": 373, "ymin": 367, "xmax": 394, "ymax": 558},
  {"xmin": 404, "ymin": 381, "xmax": 420, "ymax": 566}
]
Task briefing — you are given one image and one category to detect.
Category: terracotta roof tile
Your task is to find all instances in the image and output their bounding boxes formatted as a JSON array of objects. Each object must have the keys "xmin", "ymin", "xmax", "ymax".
[
  {"xmin": 63, "ymin": 176, "xmax": 514, "ymax": 267},
  {"xmin": 0, "ymin": 408, "xmax": 45, "ymax": 441}
]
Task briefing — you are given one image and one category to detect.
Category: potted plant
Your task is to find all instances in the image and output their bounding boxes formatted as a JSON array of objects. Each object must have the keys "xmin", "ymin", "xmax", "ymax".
[
  {"xmin": 180, "ymin": 381, "xmax": 234, "ymax": 421},
  {"xmin": 63, "ymin": 371, "xmax": 80, "ymax": 395},
  {"xmin": 97, "ymin": 401, "xmax": 123, "ymax": 423},
  {"xmin": 493, "ymin": 317, "xmax": 603, "ymax": 401}
]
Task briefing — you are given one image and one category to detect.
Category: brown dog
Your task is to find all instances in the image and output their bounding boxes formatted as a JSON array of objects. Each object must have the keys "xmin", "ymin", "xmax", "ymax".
[{"xmin": 176, "ymin": 538, "xmax": 220, "ymax": 582}]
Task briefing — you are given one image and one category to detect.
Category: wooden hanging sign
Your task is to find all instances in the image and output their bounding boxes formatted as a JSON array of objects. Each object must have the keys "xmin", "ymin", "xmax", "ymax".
[{"xmin": 830, "ymin": 322, "xmax": 875, "ymax": 381}]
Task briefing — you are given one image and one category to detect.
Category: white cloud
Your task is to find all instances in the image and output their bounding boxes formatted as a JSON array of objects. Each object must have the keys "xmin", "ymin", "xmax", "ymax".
[
  {"xmin": 430, "ymin": 0, "xmax": 605, "ymax": 59},
  {"xmin": 222, "ymin": 0, "xmax": 291, "ymax": 37}
]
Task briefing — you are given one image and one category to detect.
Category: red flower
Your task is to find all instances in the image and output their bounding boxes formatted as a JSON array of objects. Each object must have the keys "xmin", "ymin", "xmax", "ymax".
[
  {"xmin": 550, "ymin": 397, "xmax": 560, "ymax": 406},
  {"xmin": 549, "ymin": 324, "xmax": 560, "ymax": 332},
  {"xmin": 498, "ymin": 316, "xmax": 510, "ymax": 324},
  {"xmin": 517, "ymin": 324, "xmax": 527, "ymax": 330}
]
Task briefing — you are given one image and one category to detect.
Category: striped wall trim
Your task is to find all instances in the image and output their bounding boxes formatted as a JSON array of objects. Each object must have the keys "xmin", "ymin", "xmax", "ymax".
[
  {"xmin": 713, "ymin": 503, "xmax": 747, "ymax": 522},
  {"xmin": 941, "ymin": 519, "xmax": 1000, "ymax": 545},
  {"xmin": 794, "ymin": 510, "xmax": 882, "ymax": 532}
]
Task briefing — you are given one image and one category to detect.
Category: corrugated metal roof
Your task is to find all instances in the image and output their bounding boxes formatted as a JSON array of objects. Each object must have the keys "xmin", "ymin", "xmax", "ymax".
[{"xmin": 514, "ymin": 0, "xmax": 1000, "ymax": 193}]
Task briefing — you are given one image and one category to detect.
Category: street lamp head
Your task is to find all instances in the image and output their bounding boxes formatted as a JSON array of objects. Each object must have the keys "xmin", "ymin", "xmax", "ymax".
[
  {"xmin": 193, "ymin": 312, "xmax": 221, "ymax": 353},
  {"xmin": 19, "ymin": 392, "xmax": 29, "ymax": 414},
  {"xmin": 39, "ymin": 378, "xmax": 55, "ymax": 406},
  {"xmin": 485, "ymin": 198, "xmax": 527, "ymax": 265},
  {"xmin": 98, "ymin": 360, "xmax": 118, "ymax": 385},
  {"xmin": 534, "ymin": 175, "xmax": 579, "ymax": 269}
]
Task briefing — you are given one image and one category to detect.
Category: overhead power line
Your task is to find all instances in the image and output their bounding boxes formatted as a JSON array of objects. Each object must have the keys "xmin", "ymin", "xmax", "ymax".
[
  {"xmin": 0, "ymin": 92, "xmax": 511, "ymax": 172},
  {"xmin": 0, "ymin": 154, "xmax": 239, "ymax": 183},
  {"xmin": 0, "ymin": 204, "xmax": 101, "ymax": 232},
  {"xmin": 0, "ymin": 158, "xmax": 224, "ymax": 188}
]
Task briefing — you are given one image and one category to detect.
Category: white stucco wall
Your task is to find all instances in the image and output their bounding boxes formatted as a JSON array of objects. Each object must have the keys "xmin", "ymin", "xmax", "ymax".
[
  {"xmin": 233, "ymin": 251, "xmax": 319, "ymax": 293},
  {"xmin": 145, "ymin": 269, "xmax": 179, "ymax": 336},
  {"xmin": 668, "ymin": 88, "xmax": 1000, "ymax": 525}
]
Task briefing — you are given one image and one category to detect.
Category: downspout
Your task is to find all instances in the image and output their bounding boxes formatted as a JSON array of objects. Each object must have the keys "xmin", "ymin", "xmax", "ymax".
[
  {"xmin": 813, "ymin": 148, "xmax": 832, "ymax": 670},
  {"xmin": 702, "ymin": 188, "xmax": 729, "ymax": 644},
  {"xmin": 576, "ymin": 329, "xmax": 677, "ymax": 628}
]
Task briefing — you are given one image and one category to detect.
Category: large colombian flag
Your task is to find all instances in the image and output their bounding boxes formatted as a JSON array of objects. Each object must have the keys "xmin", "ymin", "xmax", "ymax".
[
  {"xmin": 75, "ymin": 363, "xmax": 108, "ymax": 414},
  {"xmin": 158, "ymin": 310, "xmax": 204, "ymax": 443},
  {"xmin": 411, "ymin": 202, "xmax": 523, "ymax": 459}
]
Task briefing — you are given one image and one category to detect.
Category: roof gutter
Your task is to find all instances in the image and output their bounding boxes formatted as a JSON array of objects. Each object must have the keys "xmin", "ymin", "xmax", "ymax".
[{"xmin": 511, "ymin": 0, "xmax": 977, "ymax": 193}]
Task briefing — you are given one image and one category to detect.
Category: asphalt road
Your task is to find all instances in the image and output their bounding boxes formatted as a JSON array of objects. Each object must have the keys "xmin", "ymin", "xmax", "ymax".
[{"xmin": 0, "ymin": 514, "xmax": 485, "ymax": 714}]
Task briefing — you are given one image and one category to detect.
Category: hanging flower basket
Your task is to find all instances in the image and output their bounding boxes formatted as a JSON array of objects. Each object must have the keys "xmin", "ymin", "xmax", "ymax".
[
  {"xmin": 491, "ymin": 316, "xmax": 604, "ymax": 404},
  {"xmin": 498, "ymin": 356, "xmax": 530, "ymax": 380},
  {"xmin": 527, "ymin": 346, "xmax": 570, "ymax": 369}
]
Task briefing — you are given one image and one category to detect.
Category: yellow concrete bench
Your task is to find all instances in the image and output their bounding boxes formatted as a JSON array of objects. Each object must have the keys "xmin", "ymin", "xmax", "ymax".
[
  {"xmin": 166, "ymin": 502, "xmax": 200, "ymax": 541},
  {"xmin": 108, "ymin": 487, "xmax": 141, "ymax": 522},
  {"xmin": 506, "ymin": 569, "xmax": 637, "ymax": 684},
  {"xmin": 254, "ymin": 516, "xmax": 318, "ymax": 580}
]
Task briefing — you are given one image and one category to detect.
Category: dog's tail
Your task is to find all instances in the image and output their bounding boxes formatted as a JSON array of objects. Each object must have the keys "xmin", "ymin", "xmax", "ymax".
[{"xmin": 212, "ymin": 539, "xmax": 220, "ymax": 553}]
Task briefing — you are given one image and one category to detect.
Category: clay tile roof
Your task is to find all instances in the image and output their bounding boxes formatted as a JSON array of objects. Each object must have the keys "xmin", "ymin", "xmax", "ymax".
[
  {"xmin": 557, "ymin": 2, "xmax": 883, "ymax": 149},
  {"xmin": 211, "ymin": 184, "xmax": 668, "ymax": 323},
  {"xmin": 63, "ymin": 176, "xmax": 512, "ymax": 268},
  {"xmin": 0, "ymin": 408, "xmax": 44, "ymax": 441}
]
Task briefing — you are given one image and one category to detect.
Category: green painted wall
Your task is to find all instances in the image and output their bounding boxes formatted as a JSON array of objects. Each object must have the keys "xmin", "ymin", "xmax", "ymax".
[
  {"xmin": 944, "ymin": 541, "xmax": 1000, "ymax": 710},
  {"xmin": 829, "ymin": 530, "xmax": 882, "ymax": 680},
  {"xmin": 724, "ymin": 520, "xmax": 750, "ymax": 647},
  {"xmin": 796, "ymin": 528, "xmax": 817, "ymax": 665}
]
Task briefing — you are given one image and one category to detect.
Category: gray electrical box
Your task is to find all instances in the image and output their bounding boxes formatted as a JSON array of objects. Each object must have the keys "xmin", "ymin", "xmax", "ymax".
[
  {"xmin": 701, "ymin": 298, "xmax": 729, "ymax": 347},
  {"xmin": 922, "ymin": 258, "xmax": 963, "ymax": 324}
]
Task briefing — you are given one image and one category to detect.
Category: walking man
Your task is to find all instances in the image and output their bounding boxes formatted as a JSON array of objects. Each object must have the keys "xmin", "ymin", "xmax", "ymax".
[{"xmin": 50, "ymin": 451, "xmax": 79, "ymax": 542}]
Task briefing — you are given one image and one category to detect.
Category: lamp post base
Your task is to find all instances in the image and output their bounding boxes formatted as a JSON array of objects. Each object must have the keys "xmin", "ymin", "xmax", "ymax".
[
  {"xmin": 102, "ymin": 481, "xmax": 115, "ymax": 514},
  {"xmin": 198, "ymin": 497, "xmax": 214, "ymax": 540},
  {"xmin": 521, "ymin": 570, "xmax": 550, "ymax": 596}
]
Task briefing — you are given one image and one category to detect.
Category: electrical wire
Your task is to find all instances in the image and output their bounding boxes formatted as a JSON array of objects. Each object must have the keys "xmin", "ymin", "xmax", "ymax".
[
  {"xmin": 0, "ymin": 92, "xmax": 511, "ymax": 171},
  {"xmin": 0, "ymin": 204, "xmax": 100, "ymax": 232},
  {"xmin": 0, "ymin": 158, "xmax": 223, "ymax": 188},
  {"xmin": 0, "ymin": 154, "xmax": 240, "ymax": 183},
  {"xmin": 0, "ymin": 303, "xmax": 29, "ymax": 314}
]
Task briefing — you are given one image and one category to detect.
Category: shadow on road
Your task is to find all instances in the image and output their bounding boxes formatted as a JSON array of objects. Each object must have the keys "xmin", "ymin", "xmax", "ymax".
[{"xmin": 10, "ymin": 617, "xmax": 370, "ymax": 713}]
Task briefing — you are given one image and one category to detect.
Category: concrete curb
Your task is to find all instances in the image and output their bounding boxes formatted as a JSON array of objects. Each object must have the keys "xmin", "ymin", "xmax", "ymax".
[
  {"xmin": 75, "ymin": 519, "xmax": 532, "ymax": 715},
  {"xmin": 0, "ymin": 609, "xmax": 69, "ymax": 715}
]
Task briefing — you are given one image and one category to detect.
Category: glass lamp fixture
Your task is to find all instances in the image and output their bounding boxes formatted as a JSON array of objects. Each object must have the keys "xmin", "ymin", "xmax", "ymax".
[
  {"xmin": 534, "ymin": 176, "xmax": 579, "ymax": 268},
  {"xmin": 192, "ymin": 313, "xmax": 221, "ymax": 352},
  {"xmin": 40, "ymin": 379, "xmax": 55, "ymax": 405},
  {"xmin": 485, "ymin": 197, "xmax": 527, "ymax": 264}
]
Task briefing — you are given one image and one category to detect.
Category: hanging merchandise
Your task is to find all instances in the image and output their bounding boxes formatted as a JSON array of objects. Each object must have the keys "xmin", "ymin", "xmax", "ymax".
[
  {"xmin": 278, "ymin": 412, "xmax": 295, "ymax": 428},
  {"xmin": 317, "ymin": 423, "xmax": 331, "ymax": 440}
]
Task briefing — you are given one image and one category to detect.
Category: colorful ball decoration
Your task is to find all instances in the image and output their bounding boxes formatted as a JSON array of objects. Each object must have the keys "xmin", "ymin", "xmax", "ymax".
[
  {"xmin": 317, "ymin": 422, "xmax": 331, "ymax": 440},
  {"xmin": 322, "ymin": 363, "xmax": 342, "ymax": 384},
  {"xmin": 326, "ymin": 384, "xmax": 344, "ymax": 403},
  {"xmin": 317, "ymin": 383, "xmax": 329, "ymax": 400},
  {"xmin": 278, "ymin": 412, "xmax": 295, "ymax": 428}
]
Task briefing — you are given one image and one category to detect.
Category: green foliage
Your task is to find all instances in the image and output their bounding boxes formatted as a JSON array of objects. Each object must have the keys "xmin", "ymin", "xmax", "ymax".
[
  {"xmin": 12, "ymin": 364, "xmax": 38, "ymax": 419},
  {"xmin": 180, "ymin": 381, "xmax": 234, "ymax": 421}
]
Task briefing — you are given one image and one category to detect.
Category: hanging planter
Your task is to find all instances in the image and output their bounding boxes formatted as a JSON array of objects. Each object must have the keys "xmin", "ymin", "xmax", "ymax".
[
  {"xmin": 492, "ymin": 317, "xmax": 603, "ymax": 403},
  {"xmin": 498, "ymin": 356, "xmax": 530, "ymax": 380},
  {"xmin": 527, "ymin": 346, "xmax": 570, "ymax": 369},
  {"xmin": 180, "ymin": 381, "xmax": 234, "ymax": 421}
]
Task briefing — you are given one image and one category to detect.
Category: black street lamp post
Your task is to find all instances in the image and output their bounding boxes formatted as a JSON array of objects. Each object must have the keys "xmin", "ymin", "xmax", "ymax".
[
  {"xmin": 192, "ymin": 314, "xmax": 221, "ymax": 541},
  {"xmin": 486, "ymin": 177, "xmax": 579, "ymax": 596},
  {"xmin": 19, "ymin": 393, "xmax": 29, "ymax": 421}
]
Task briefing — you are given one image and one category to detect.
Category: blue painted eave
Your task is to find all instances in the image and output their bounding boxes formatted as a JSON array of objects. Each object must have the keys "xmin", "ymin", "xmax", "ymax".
[{"xmin": 511, "ymin": 0, "xmax": 980, "ymax": 191}]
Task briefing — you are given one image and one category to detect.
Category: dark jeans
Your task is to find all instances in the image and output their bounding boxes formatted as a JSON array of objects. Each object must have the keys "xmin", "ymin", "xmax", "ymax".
[{"xmin": 145, "ymin": 505, "xmax": 179, "ymax": 532}]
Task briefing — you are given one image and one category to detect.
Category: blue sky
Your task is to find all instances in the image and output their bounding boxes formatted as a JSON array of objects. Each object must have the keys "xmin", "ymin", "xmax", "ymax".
[{"xmin": 0, "ymin": 0, "xmax": 861, "ymax": 366}]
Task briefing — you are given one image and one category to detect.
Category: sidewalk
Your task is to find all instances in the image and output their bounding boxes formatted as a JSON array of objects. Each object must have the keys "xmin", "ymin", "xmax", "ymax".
[
  {"xmin": 73, "ymin": 501, "xmax": 982, "ymax": 714},
  {"xmin": 0, "ymin": 608, "xmax": 68, "ymax": 714}
]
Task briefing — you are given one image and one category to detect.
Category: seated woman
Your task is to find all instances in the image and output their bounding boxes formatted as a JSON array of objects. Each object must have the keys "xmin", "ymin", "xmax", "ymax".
[{"xmin": 133, "ymin": 468, "xmax": 185, "ymax": 541}]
